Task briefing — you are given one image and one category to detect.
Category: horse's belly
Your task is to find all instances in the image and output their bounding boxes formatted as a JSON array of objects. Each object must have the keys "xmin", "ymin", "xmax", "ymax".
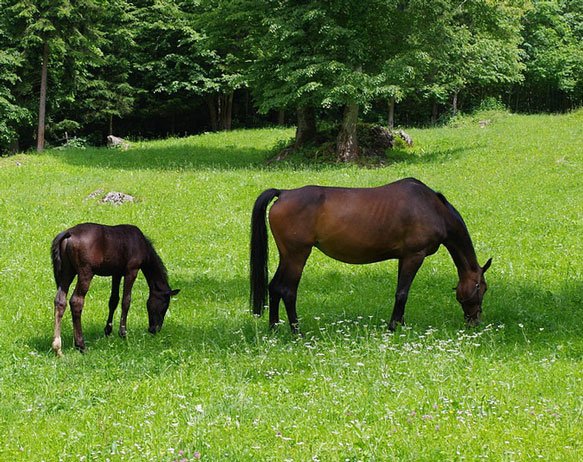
[
  {"xmin": 315, "ymin": 240, "xmax": 399, "ymax": 264},
  {"xmin": 93, "ymin": 265, "xmax": 121, "ymax": 276}
]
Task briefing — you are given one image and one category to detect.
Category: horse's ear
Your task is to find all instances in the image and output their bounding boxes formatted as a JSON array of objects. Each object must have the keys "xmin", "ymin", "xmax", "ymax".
[
  {"xmin": 482, "ymin": 258, "xmax": 492, "ymax": 273},
  {"xmin": 169, "ymin": 289, "xmax": 180, "ymax": 296}
]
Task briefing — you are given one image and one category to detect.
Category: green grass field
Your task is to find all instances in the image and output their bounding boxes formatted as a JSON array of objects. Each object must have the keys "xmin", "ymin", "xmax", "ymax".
[{"xmin": 1, "ymin": 111, "xmax": 583, "ymax": 461}]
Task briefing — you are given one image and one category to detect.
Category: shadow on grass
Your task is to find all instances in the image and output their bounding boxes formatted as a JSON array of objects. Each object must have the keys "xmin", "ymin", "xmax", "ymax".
[
  {"xmin": 46, "ymin": 134, "xmax": 481, "ymax": 172},
  {"xmin": 28, "ymin": 267, "xmax": 583, "ymax": 358},
  {"xmin": 263, "ymin": 145, "xmax": 476, "ymax": 171},
  {"xmin": 47, "ymin": 143, "xmax": 270, "ymax": 171}
]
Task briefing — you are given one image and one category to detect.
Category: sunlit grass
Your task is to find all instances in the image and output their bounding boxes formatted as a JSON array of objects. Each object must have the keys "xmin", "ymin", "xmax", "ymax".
[{"xmin": 1, "ymin": 111, "xmax": 583, "ymax": 460}]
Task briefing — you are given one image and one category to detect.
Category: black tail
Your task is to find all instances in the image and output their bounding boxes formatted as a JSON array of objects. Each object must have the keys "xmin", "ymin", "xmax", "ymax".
[
  {"xmin": 250, "ymin": 188, "xmax": 281, "ymax": 316},
  {"xmin": 51, "ymin": 230, "xmax": 70, "ymax": 287}
]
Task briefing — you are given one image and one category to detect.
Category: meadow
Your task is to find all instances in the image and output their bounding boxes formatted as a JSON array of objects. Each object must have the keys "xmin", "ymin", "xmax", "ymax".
[{"xmin": 1, "ymin": 110, "xmax": 583, "ymax": 461}]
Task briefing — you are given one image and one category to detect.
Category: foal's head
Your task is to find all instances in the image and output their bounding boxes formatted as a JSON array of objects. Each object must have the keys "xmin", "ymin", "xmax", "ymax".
[
  {"xmin": 147, "ymin": 288, "xmax": 180, "ymax": 333},
  {"xmin": 456, "ymin": 258, "xmax": 492, "ymax": 327}
]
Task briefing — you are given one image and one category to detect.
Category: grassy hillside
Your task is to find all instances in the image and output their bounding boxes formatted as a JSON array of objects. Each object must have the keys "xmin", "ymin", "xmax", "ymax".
[{"xmin": 1, "ymin": 112, "xmax": 583, "ymax": 461}]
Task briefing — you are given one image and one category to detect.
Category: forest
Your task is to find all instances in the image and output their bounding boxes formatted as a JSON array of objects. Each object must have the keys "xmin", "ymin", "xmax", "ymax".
[{"xmin": 1, "ymin": 0, "xmax": 582, "ymax": 156}]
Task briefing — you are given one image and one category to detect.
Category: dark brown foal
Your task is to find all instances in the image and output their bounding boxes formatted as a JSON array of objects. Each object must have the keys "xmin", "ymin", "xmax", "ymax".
[{"xmin": 51, "ymin": 223, "xmax": 179, "ymax": 356}]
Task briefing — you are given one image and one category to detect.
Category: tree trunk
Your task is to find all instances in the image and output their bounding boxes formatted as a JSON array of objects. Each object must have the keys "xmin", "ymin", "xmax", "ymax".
[
  {"xmin": 431, "ymin": 101, "xmax": 438, "ymax": 125},
  {"xmin": 277, "ymin": 109, "xmax": 285, "ymax": 126},
  {"xmin": 388, "ymin": 97, "xmax": 395, "ymax": 130},
  {"xmin": 294, "ymin": 106, "xmax": 317, "ymax": 147},
  {"xmin": 207, "ymin": 96, "xmax": 218, "ymax": 132},
  {"xmin": 37, "ymin": 41, "xmax": 49, "ymax": 153},
  {"xmin": 218, "ymin": 94, "xmax": 225, "ymax": 130},
  {"xmin": 452, "ymin": 89, "xmax": 459, "ymax": 116},
  {"xmin": 108, "ymin": 114, "xmax": 113, "ymax": 136},
  {"xmin": 336, "ymin": 103, "xmax": 359, "ymax": 162},
  {"xmin": 225, "ymin": 92, "xmax": 233, "ymax": 131}
]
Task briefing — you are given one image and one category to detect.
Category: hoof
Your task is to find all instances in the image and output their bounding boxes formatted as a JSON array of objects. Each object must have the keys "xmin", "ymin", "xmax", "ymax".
[
  {"xmin": 52, "ymin": 338, "xmax": 64, "ymax": 358},
  {"xmin": 53, "ymin": 348, "xmax": 64, "ymax": 358},
  {"xmin": 104, "ymin": 324, "xmax": 113, "ymax": 336},
  {"xmin": 388, "ymin": 319, "xmax": 404, "ymax": 331},
  {"xmin": 118, "ymin": 328, "xmax": 127, "ymax": 338},
  {"xmin": 290, "ymin": 323, "xmax": 302, "ymax": 336},
  {"xmin": 75, "ymin": 345, "xmax": 86, "ymax": 354}
]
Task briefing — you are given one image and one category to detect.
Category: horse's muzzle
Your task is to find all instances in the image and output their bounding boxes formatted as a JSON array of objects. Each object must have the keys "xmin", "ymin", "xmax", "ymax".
[{"xmin": 465, "ymin": 312, "xmax": 482, "ymax": 328}]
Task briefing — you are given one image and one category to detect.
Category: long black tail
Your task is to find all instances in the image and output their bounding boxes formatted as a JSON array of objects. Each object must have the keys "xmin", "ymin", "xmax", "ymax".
[
  {"xmin": 51, "ymin": 230, "xmax": 70, "ymax": 287},
  {"xmin": 250, "ymin": 188, "xmax": 281, "ymax": 316}
]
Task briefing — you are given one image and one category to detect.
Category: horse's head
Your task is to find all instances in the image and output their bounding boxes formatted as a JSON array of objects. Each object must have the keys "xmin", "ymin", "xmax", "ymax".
[
  {"xmin": 147, "ymin": 288, "xmax": 180, "ymax": 333},
  {"xmin": 456, "ymin": 258, "xmax": 492, "ymax": 327}
]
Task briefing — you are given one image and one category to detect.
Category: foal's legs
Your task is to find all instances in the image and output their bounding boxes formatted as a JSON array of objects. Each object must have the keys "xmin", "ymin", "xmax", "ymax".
[
  {"xmin": 119, "ymin": 269, "xmax": 138, "ymax": 338},
  {"xmin": 269, "ymin": 249, "xmax": 311, "ymax": 333},
  {"xmin": 70, "ymin": 272, "xmax": 94, "ymax": 352},
  {"xmin": 104, "ymin": 275, "xmax": 121, "ymax": 336},
  {"xmin": 52, "ymin": 273, "xmax": 75, "ymax": 357},
  {"xmin": 389, "ymin": 254, "xmax": 424, "ymax": 331}
]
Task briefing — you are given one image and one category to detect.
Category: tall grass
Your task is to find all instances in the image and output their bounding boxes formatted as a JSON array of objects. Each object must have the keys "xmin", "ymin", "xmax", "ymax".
[{"xmin": 1, "ymin": 113, "xmax": 583, "ymax": 461}]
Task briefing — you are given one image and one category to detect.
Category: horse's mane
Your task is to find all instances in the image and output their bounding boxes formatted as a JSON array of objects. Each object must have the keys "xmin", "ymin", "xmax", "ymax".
[
  {"xmin": 436, "ymin": 192, "xmax": 470, "ymax": 235},
  {"xmin": 142, "ymin": 235, "xmax": 169, "ymax": 287}
]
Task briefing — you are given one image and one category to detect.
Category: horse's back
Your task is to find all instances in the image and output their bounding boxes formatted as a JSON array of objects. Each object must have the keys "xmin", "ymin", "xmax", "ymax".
[
  {"xmin": 268, "ymin": 179, "xmax": 450, "ymax": 263},
  {"xmin": 61, "ymin": 223, "xmax": 147, "ymax": 275}
]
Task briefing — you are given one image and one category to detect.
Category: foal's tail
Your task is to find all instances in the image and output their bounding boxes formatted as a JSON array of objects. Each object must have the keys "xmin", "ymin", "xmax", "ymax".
[
  {"xmin": 51, "ymin": 230, "xmax": 70, "ymax": 287},
  {"xmin": 250, "ymin": 188, "xmax": 281, "ymax": 316}
]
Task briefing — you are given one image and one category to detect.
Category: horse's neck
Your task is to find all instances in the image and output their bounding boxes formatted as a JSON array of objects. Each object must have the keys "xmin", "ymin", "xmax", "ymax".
[
  {"xmin": 444, "ymin": 226, "xmax": 480, "ymax": 279},
  {"xmin": 142, "ymin": 253, "xmax": 169, "ymax": 293}
]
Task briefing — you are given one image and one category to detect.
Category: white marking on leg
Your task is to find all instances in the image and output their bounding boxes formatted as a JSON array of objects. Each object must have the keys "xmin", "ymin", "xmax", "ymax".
[{"xmin": 52, "ymin": 336, "xmax": 64, "ymax": 358}]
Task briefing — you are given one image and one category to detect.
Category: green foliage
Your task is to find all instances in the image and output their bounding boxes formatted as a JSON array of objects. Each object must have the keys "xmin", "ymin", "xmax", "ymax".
[
  {"xmin": 520, "ymin": 0, "xmax": 583, "ymax": 108},
  {"xmin": 411, "ymin": 0, "xmax": 525, "ymax": 102},
  {"xmin": 248, "ymin": 0, "xmax": 398, "ymax": 113},
  {"xmin": 477, "ymin": 96, "xmax": 508, "ymax": 112},
  {"xmin": 1, "ymin": 0, "xmax": 582, "ymax": 150},
  {"xmin": 0, "ymin": 48, "xmax": 30, "ymax": 150}
]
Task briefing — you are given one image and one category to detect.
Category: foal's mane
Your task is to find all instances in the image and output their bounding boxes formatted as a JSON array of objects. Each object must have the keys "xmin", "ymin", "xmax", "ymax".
[{"xmin": 142, "ymin": 236, "xmax": 169, "ymax": 287}]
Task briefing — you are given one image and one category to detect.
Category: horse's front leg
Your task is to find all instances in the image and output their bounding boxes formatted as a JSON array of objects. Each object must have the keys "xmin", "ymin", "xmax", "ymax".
[
  {"xmin": 104, "ymin": 275, "xmax": 121, "ymax": 336},
  {"xmin": 389, "ymin": 254, "xmax": 424, "ymax": 331},
  {"xmin": 70, "ymin": 272, "xmax": 94, "ymax": 353},
  {"xmin": 119, "ymin": 269, "xmax": 138, "ymax": 338}
]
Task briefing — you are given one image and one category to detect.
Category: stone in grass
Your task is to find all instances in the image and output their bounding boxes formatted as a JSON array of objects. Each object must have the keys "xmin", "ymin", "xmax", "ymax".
[
  {"xmin": 107, "ymin": 135, "xmax": 130, "ymax": 150},
  {"xmin": 85, "ymin": 188, "xmax": 105, "ymax": 200},
  {"xmin": 100, "ymin": 191, "xmax": 135, "ymax": 205}
]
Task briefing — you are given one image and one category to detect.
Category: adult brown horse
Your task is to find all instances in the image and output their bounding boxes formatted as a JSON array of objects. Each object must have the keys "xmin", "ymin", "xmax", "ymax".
[
  {"xmin": 51, "ymin": 223, "xmax": 180, "ymax": 357},
  {"xmin": 250, "ymin": 177, "xmax": 491, "ymax": 333}
]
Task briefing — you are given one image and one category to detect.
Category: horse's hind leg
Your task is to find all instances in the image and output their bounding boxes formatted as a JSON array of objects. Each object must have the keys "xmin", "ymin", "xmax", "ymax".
[
  {"xmin": 52, "ymin": 273, "xmax": 75, "ymax": 357},
  {"xmin": 271, "ymin": 250, "xmax": 311, "ymax": 334},
  {"xmin": 268, "ymin": 267, "xmax": 284, "ymax": 328},
  {"xmin": 70, "ymin": 272, "xmax": 94, "ymax": 353},
  {"xmin": 119, "ymin": 269, "xmax": 138, "ymax": 338},
  {"xmin": 104, "ymin": 275, "xmax": 121, "ymax": 336},
  {"xmin": 389, "ymin": 254, "xmax": 424, "ymax": 331}
]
